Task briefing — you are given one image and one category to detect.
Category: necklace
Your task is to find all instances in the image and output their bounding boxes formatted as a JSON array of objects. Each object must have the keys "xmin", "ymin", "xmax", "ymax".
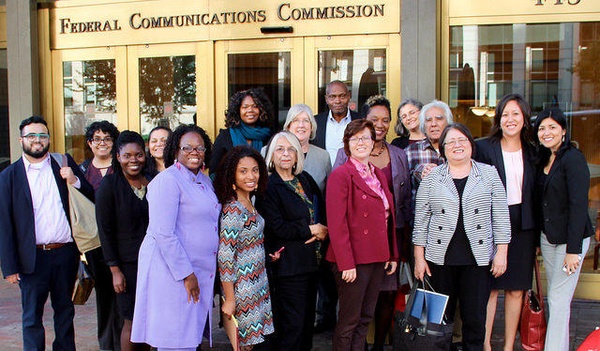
[{"xmin": 370, "ymin": 142, "xmax": 385, "ymax": 157}]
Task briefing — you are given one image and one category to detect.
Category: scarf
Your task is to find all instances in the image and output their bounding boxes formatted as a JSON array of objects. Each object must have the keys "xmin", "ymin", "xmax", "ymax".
[{"xmin": 229, "ymin": 123, "xmax": 271, "ymax": 150}]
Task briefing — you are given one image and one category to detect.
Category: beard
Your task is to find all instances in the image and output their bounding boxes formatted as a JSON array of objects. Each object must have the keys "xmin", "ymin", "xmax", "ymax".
[{"xmin": 23, "ymin": 142, "xmax": 50, "ymax": 159}]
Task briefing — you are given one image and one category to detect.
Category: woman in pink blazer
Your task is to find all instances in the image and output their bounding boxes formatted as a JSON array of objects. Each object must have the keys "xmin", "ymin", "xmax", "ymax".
[{"xmin": 325, "ymin": 119, "xmax": 398, "ymax": 351}]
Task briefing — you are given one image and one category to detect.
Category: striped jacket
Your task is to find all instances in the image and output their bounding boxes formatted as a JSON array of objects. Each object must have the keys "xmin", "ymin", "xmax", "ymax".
[{"xmin": 412, "ymin": 160, "xmax": 511, "ymax": 266}]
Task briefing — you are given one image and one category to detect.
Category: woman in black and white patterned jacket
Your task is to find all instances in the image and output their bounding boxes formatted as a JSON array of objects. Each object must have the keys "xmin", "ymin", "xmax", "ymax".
[{"xmin": 413, "ymin": 122, "xmax": 511, "ymax": 351}]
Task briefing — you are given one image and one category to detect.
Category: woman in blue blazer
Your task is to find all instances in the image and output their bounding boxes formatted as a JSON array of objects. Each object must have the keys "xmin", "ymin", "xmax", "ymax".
[
  {"xmin": 535, "ymin": 108, "xmax": 593, "ymax": 351},
  {"xmin": 474, "ymin": 94, "xmax": 538, "ymax": 351},
  {"xmin": 413, "ymin": 123, "xmax": 511, "ymax": 351}
]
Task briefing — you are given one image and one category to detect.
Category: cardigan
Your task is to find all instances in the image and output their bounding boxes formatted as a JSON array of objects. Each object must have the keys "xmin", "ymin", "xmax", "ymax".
[
  {"xmin": 412, "ymin": 160, "xmax": 511, "ymax": 266},
  {"xmin": 332, "ymin": 141, "xmax": 412, "ymax": 228},
  {"xmin": 256, "ymin": 171, "xmax": 326, "ymax": 277},
  {"xmin": 95, "ymin": 172, "xmax": 149, "ymax": 266},
  {"xmin": 325, "ymin": 160, "xmax": 398, "ymax": 271},
  {"xmin": 537, "ymin": 146, "xmax": 594, "ymax": 254}
]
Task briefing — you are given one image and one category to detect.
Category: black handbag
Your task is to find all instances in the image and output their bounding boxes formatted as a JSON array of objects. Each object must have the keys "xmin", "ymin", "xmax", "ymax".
[{"xmin": 394, "ymin": 276, "xmax": 454, "ymax": 351}]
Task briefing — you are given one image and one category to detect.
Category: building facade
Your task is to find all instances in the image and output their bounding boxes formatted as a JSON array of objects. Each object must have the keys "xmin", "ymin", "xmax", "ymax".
[{"xmin": 1, "ymin": 0, "xmax": 599, "ymax": 296}]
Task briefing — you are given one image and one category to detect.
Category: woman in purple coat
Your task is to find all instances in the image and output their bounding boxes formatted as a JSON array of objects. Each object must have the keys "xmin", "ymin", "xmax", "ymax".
[{"xmin": 131, "ymin": 124, "xmax": 221, "ymax": 351}]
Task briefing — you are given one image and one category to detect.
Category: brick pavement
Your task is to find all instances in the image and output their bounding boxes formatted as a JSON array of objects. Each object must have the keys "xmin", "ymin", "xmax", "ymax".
[{"xmin": 1, "ymin": 277, "xmax": 598, "ymax": 350}]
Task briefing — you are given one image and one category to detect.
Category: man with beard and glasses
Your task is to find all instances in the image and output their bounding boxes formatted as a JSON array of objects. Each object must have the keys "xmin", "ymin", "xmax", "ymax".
[{"xmin": 0, "ymin": 116, "xmax": 93, "ymax": 351}]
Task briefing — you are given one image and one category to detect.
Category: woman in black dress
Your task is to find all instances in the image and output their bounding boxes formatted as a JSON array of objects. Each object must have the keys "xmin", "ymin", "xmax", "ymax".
[
  {"xmin": 96, "ymin": 131, "xmax": 151, "ymax": 351},
  {"xmin": 474, "ymin": 94, "xmax": 537, "ymax": 351}
]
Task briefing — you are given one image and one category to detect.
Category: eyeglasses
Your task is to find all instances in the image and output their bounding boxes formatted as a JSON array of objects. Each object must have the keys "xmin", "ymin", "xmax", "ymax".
[
  {"xmin": 443, "ymin": 138, "xmax": 469, "ymax": 147},
  {"xmin": 326, "ymin": 93, "xmax": 349, "ymax": 100},
  {"xmin": 291, "ymin": 118, "xmax": 311, "ymax": 125},
  {"xmin": 400, "ymin": 109, "xmax": 420, "ymax": 120},
  {"xmin": 274, "ymin": 146, "xmax": 297, "ymax": 155},
  {"xmin": 348, "ymin": 136, "xmax": 372, "ymax": 144},
  {"xmin": 91, "ymin": 137, "xmax": 114, "ymax": 145},
  {"xmin": 22, "ymin": 133, "xmax": 50, "ymax": 142},
  {"xmin": 180, "ymin": 145, "xmax": 206, "ymax": 153}
]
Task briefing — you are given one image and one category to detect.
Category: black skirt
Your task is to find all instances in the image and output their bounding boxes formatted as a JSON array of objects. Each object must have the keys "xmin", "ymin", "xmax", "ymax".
[{"xmin": 491, "ymin": 204, "xmax": 537, "ymax": 290}]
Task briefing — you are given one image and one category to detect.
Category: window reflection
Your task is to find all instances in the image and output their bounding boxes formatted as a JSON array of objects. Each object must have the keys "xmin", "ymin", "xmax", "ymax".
[
  {"xmin": 449, "ymin": 22, "xmax": 600, "ymax": 273},
  {"xmin": 318, "ymin": 49, "xmax": 386, "ymax": 114},
  {"xmin": 63, "ymin": 59, "xmax": 116, "ymax": 163}
]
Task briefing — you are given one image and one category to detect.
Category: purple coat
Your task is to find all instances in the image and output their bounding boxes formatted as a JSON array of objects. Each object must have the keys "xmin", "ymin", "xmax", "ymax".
[{"xmin": 131, "ymin": 163, "xmax": 221, "ymax": 348}]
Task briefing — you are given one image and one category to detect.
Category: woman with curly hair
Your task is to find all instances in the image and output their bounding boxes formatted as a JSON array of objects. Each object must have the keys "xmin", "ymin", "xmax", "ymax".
[
  {"xmin": 215, "ymin": 146, "xmax": 274, "ymax": 350},
  {"xmin": 131, "ymin": 124, "xmax": 221, "ymax": 350},
  {"xmin": 209, "ymin": 89, "xmax": 274, "ymax": 176}
]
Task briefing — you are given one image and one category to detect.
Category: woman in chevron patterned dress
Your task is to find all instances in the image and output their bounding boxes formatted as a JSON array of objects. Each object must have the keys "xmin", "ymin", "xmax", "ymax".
[{"xmin": 215, "ymin": 146, "xmax": 274, "ymax": 350}]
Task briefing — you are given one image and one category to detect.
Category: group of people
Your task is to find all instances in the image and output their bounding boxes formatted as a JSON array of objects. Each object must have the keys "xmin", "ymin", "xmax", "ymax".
[{"xmin": 0, "ymin": 80, "xmax": 594, "ymax": 351}]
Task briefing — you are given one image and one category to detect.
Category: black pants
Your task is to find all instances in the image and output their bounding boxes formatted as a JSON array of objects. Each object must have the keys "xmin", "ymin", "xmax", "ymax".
[
  {"xmin": 85, "ymin": 247, "xmax": 123, "ymax": 351},
  {"xmin": 19, "ymin": 243, "xmax": 79, "ymax": 351},
  {"xmin": 315, "ymin": 259, "xmax": 338, "ymax": 326},
  {"xmin": 428, "ymin": 263, "xmax": 491, "ymax": 351},
  {"xmin": 271, "ymin": 272, "xmax": 318, "ymax": 351}
]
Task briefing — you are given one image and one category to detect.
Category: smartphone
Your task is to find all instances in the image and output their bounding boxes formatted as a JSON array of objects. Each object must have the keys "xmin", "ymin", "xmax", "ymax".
[{"xmin": 562, "ymin": 255, "xmax": 582, "ymax": 274}]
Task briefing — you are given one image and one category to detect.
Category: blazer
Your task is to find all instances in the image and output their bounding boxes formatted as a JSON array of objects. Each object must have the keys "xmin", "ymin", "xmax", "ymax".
[
  {"xmin": 209, "ymin": 128, "xmax": 233, "ymax": 176},
  {"xmin": 325, "ymin": 160, "xmax": 398, "ymax": 271},
  {"xmin": 311, "ymin": 109, "xmax": 361, "ymax": 149},
  {"xmin": 0, "ymin": 154, "xmax": 94, "ymax": 277},
  {"xmin": 332, "ymin": 141, "xmax": 412, "ymax": 228},
  {"xmin": 256, "ymin": 171, "xmax": 326, "ymax": 277},
  {"xmin": 538, "ymin": 147, "xmax": 594, "ymax": 254},
  {"xmin": 412, "ymin": 160, "xmax": 511, "ymax": 266},
  {"xmin": 95, "ymin": 172, "xmax": 149, "ymax": 266},
  {"xmin": 474, "ymin": 138, "xmax": 537, "ymax": 231}
]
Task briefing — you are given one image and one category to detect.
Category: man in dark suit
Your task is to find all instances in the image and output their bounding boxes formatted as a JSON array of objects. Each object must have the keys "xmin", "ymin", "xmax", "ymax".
[
  {"xmin": 0, "ymin": 116, "xmax": 93, "ymax": 351},
  {"xmin": 312, "ymin": 80, "xmax": 361, "ymax": 166}
]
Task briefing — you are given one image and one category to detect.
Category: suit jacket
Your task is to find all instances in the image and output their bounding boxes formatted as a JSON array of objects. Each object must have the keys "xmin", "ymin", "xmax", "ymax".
[
  {"xmin": 474, "ymin": 138, "xmax": 537, "ymax": 231},
  {"xmin": 0, "ymin": 154, "xmax": 93, "ymax": 277},
  {"xmin": 95, "ymin": 172, "xmax": 149, "ymax": 266},
  {"xmin": 256, "ymin": 171, "xmax": 326, "ymax": 277},
  {"xmin": 412, "ymin": 161, "xmax": 511, "ymax": 266},
  {"xmin": 311, "ymin": 109, "xmax": 361, "ymax": 149},
  {"xmin": 538, "ymin": 147, "xmax": 594, "ymax": 254},
  {"xmin": 325, "ymin": 160, "xmax": 398, "ymax": 271},
  {"xmin": 332, "ymin": 141, "xmax": 412, "ymax": 228}
]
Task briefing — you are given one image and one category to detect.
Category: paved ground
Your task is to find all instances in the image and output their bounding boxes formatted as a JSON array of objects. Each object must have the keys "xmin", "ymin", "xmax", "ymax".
[{"xmin": 1, "ymin": 277, "xmax": 598, "ymax": 350}]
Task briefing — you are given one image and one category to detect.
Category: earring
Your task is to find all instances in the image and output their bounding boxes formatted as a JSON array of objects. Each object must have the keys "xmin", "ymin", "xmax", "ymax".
[
  {"xmin": 292, "ymin": 164, "xmax": 297, "ymax": 173},
  {"xmin": 201, "ymin": 162, "xmax": 206, "ymax": 172},
  {"xmin": 232, "ymin": 184, "xmax": 237, "ymax": 191},
  {"xmin": 268, "ymin": 161, "xmax": 274, "ymax": 171},
  {"xmin": 562, "ymin": 135, "xmax": 565, "ymax": 142}
]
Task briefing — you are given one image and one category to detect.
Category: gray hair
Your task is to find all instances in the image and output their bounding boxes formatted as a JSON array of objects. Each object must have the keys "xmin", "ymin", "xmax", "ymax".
[
  {"xmin": 419, "ymin": 100, "xmax": 454, "ymax": 135},
  {"xmin": 283, "ymin": 104, "xmax": 317, "ymax": 140},
  {"xmin": 395, "ymin": 98, "xmax": 423, "ymax": 136},
  {"xmin": 264, "ymin": 131, "xmax": 305, "ymax": 176}
]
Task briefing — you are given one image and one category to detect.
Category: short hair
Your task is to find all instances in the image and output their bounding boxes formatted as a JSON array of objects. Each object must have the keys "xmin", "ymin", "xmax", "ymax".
[
  {"xmin": 489, "ymin": 93, "xmax": 534, "ymax": 146},
  {"xmin": 84, "ymin": 120, "xmax": 120, "ymax": 142},
  {"xmin": 214, "ymin": 146, "xmax": 268, "ymax": 204},
  {"xmin": 395, "ymin": 99, "xmax": 423, "ymax": 136},
  {"xmin": 439, "ymin": 123, "xmax": 476, "ymax": 160},
  {"xmin": 419, "ymin": 100, "xmax": 454, "ymax": 135},
  {"xmin": 163, "ymin": 124, "xmax": 212, "ymax": 168},
  {"xmin": 224, "ymin": 88, "xmax": 274, "ymax": 128},
  {"xmin": 283, "ymin": 104, "xmax": 317, "ymax": 140},
  {"xmin": 534, "ymin": 107, "xmax": 572, "ymax": 164},
  {"xmin": 342, "ymin": 119, "xmax": 376, "ymax": 157},
  {"xmin": 360, "ymin": 95, "xmax": 391, "ymax": 119},
  {"xmin": 264, "ymin": 131, "xmax": 304, "ymax": 175},
  {"xmin": 112, "ymin": 130, "xmax": 146, "ymax": 174},
  {"xmin": 325, "ymin": 80, "xmax": 350, "ymax": 96},
  {"xmin": 19, "ymin": 116, "xmax": 48, "ymax": 133}
]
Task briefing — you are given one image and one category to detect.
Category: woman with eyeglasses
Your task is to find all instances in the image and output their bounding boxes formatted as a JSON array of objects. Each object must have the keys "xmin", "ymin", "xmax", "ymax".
[
  {"xmin": 326, "ymin": 119, "xmax": 398, "ymax": 351},
  {"xmin": 79, "ymin": 120, "xmax": 122, "ymax": 351},
  {"xmin": 391, "ymin": 98, "xmax": 426, "ymax": 149},
  {"xmin": 413, "ymin": 123, "xmax": 511, "ymax": 351},
  {"xmin": 131, "ymin": 124, "xmax": 221, "ymax": 351},
  {"xmin": 146, "ymin": 126, "xmax": 172, "ymax": 179},
  {"xmin": 209, "ymin": 88, "xmax": 274, "ymax": 177},
  {"xmin": 255, "ymin": 131, "xmax": 327, "ymax": 351}
]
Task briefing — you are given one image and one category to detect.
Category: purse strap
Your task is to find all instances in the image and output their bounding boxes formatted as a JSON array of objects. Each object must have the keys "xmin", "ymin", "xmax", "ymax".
[{"xmin": 534, "ymin": 257, "xmax": 544, "ymax": 308}]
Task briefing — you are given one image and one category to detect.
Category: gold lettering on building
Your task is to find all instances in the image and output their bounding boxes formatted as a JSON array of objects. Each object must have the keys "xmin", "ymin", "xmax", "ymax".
[{"xmin": 535, "ymin": 0, "xmax": 581, "ymax": 5}]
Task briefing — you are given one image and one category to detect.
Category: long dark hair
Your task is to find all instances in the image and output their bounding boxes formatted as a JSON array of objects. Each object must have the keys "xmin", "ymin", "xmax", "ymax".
[
  {"xmin": 163, "ymin": 124, "xmax": 212, "ymax": 168},
  {"xmin": 224, "ymin": 88, "xmax": 274, "ymax": 128},
  {"xmin": 489, "ymin": 93, "xmax": 534, "ymax": 148},
  {"xmin": 146, "ymin": 125, "xmax": 172, "ymax": 177},
  {"xmin": 214, "ymin": 146, "xmax": 268, "ymax": 204},
  {"xmin": 111, "ymin": 130, "xmax": 146, "ymax": 175},
  {"xmin": 534, "ymin": 107, "xmax": 573, "ymax": 166}
]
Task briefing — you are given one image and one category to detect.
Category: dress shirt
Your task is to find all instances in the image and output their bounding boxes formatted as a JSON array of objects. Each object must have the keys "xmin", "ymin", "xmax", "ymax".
[
  {"xmin": 405, "ymin": 138, "xmax": 444, "ymax": 200},
  {"xmin": 325, "ymin": 110, "xmax": 352, "ymax": 166},
  {"xmin": 349, "ymin": 157, "xmax": 389, "ymax": 218},
  {"xmin": 23, "ymin": 154, "xmax": 72, "ymax": 245}
]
